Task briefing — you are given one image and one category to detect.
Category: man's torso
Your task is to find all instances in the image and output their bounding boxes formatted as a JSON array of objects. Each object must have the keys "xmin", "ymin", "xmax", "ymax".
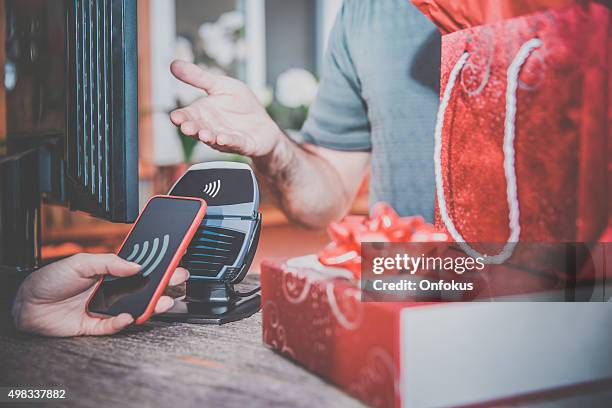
[{"xmin": 345, "ymin": 0, "xmax": 440, "ymax": 220}]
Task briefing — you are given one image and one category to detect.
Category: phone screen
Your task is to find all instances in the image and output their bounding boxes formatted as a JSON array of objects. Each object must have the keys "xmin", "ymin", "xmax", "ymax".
[{"xmin": 88, "ymin": 196, "xmax": 204, "ymax": 318}]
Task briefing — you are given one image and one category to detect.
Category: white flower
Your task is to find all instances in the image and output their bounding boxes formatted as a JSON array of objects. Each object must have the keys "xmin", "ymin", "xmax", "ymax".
[
  {"xmin": 175, "ymin": 36, "xmax": 194, "ymax": 63},
  {"xmin": 254, "ymin": 86, "xmax": 273, "ymax": 107},
  {"xmin": 199, "ymin": 22, "xmax": 235, "ymax": 67},
  {"xmin": 233, "ymin": 39, "xmax": 247, "ymax": 62},
  {"xmin": 275, "ymin": 68, "xmax": 318, "ymax": 109},
  {"xmin": 218, "ymin": 11, "xmax": 244, "ymax": 33},
  {"xmin": 198, "ymin": 22, "xmax": 219, "ymax": 44}
]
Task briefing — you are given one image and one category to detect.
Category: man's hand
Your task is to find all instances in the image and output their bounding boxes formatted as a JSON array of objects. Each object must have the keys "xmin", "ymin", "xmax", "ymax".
[
  {"xmin": 170, "ymin": 60, "xmax": 370, "ymax": 229},
  {"xmin": 11, "ymin": 253, "xmax": 189, "ymax": 337},
  {"xmin": 170, "ymin": 60, "xmax": 284, "ymax": 157}
]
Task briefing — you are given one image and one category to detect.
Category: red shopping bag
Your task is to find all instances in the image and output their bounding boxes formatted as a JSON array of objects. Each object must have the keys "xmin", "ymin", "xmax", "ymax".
[
  {"xmin": 412, "ymin": 0, "xmax": 578, "ymax": 33},
  {"xmin": 432, "ymin": 2, "xmax": 609, "ymax": 275}
]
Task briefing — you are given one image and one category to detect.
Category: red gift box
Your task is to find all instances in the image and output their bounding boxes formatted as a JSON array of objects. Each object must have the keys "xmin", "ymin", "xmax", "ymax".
[
  {"xmin": 261, "ymin": 256, "xmax": 426, "ymax": 408},
  {"xmin": 433, "ymin": 2, "xmax": 610, "ymax": 269},
  {"xmin": 261, "ymin": 257, "xmax": 612, "ymax": 407}
]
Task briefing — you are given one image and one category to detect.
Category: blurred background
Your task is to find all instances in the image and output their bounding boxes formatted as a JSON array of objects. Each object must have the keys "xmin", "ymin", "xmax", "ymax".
[{"xmin": 41, "ymin": 0, "xmax": 369, "ymax": 269}]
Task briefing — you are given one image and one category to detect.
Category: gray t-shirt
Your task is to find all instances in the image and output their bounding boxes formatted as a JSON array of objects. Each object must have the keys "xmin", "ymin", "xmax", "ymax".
[{"xmin": 300, "ymin": 0, "xmax": 440, "ymax": 221}]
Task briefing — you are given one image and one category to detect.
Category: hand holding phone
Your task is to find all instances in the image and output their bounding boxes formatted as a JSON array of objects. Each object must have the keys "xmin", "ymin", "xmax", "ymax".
[{"xmin": 87, "ymin": 195, "xmax": 206, "ymax": 324}]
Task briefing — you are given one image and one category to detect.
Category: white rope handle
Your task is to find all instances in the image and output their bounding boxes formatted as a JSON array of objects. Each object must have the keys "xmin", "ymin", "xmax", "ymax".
[{"xmin": 434, "ymin": 38, "xmax": 542, "ymax": 264}]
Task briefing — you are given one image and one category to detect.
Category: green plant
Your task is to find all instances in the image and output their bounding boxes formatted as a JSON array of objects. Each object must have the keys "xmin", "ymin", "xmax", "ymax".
[{"xmin": 177, "ymin": 128, "xmax": 198, "ymax": 163}]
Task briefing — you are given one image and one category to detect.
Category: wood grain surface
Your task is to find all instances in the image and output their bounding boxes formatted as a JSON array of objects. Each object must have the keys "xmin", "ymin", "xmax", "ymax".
[
  {"xmin": 0, "ymin": 275, "xmax": 363, "ymax": 408},
  {"xmin": 1, "ymin": 315, "xmax": 366, "ymax": 408},
  {"xmin": 2, "ymin": 273, "xmax": 611, "ymax": 408}
]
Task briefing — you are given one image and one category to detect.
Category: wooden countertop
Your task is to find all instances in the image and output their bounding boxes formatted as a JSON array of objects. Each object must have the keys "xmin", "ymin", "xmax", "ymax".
[
  {"xmin": 0, "ymin": 285, "xmax": 363, "ymax": 408},
  {"xmin": 3, "ymin": 308, "xmax": 612, "ymax": 408},
  {"xmin": 2, "ymin": 284, "xmax": 612, "ymax": 407}
]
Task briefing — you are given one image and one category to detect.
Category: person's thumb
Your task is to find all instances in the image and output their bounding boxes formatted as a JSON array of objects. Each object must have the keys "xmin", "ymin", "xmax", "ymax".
[
  {"xmin": 171, "ymin": 60, "xmax": 220, "ymax": 94},
  {"xmin": 81, "ymin": 313, "xmax": 134, "ymax": 336},
  {"xmin": 65, "ymin": 253, "xmax": 141, "ymax": 280}
]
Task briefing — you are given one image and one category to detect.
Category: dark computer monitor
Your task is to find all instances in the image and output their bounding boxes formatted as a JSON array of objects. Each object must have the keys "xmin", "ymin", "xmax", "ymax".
[{"xmin": 0, "ymin": 0, "xmax": 138, "ymax": 269}]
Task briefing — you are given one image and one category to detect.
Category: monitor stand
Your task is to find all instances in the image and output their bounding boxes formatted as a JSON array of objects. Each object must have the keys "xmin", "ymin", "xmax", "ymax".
[
  {"xmin": 0, "ymin": 143, "xmax": 52, "ymax": 271},
  {"xmin": 154, "ymin": 280, "xmax": 261, "ymax": 325}
]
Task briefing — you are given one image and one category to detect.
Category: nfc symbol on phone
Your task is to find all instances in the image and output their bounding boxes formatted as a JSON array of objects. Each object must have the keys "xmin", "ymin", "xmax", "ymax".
[
  {"xmin": 202, "ymin": 179, "xmax": 221, "ymax": 198},
  {"xmin": 125, "ymin": 234, "xmax": 170, "ymax": 277}
]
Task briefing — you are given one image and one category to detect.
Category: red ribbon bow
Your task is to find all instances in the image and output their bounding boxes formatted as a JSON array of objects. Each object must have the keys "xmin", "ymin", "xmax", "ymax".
[{"xmin": 318, "ymin": 203, "xmax": 448, "ymax": 278}]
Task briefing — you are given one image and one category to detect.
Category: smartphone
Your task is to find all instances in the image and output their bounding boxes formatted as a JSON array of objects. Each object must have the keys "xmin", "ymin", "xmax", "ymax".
[{"xmin": 87, "ymin": 195, "xmax": 206, "ymax": 324}]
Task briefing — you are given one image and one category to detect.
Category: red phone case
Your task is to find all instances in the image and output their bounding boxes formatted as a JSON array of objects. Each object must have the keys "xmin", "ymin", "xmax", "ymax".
[{"xmin": 86, "ymin": 195, "xmax": 207, "ymax": 325}]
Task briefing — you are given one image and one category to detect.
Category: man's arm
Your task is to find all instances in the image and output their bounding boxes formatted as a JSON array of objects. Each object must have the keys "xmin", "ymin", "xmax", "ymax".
[
  {"xmin": 169, "ymin": 61, "xmax": 368, "ymax": 228},
  {"xmin": 254, "ymin": 136, "xmax": 369, "ymax": 228},
  {"xmin": 170, "ymin": 1, "xmax": 370, "ymax": 228},
  {"xmin": 169, "ymin": 58, "xmax": 369, "ymax": 228}
]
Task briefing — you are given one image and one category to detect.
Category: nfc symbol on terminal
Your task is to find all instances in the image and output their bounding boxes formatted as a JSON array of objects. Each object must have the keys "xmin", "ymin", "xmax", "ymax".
[
  {"xmin": 125, "ymin": 234, "xmax": 170, "ymax": 277},
  {"xmin": 202, "ymin": 179, "xmax": 221, "ymax": 198}
]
